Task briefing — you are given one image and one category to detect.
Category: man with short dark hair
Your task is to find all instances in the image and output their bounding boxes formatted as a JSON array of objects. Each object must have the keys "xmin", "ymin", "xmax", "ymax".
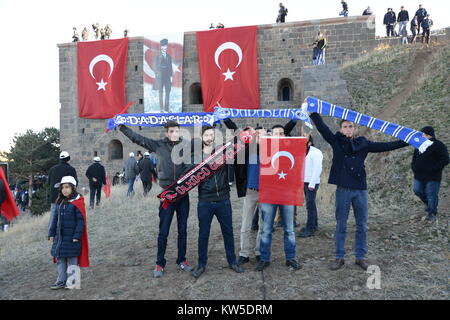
[
  {"xmin": 190, "ymin": 126, "xmax": 244, "ymax": 278},
  {"xmin": 397, "ymin": 6, "xmax": 409, "ymax": 38},
  {"xmin": 384, "ymin": 8, "xmax": 396, "ymax": 37},
  {"xmin": 339, "ymin": 0, "xmax": 349, "ymax": 17},
  {"xmin": 85, "ymin": 157, "xmax": 106, "ymax": 209},
  {"xmin": 47, "ymin": 151, "xmax": 78, "ymax": 233},
  {"xmin": 154, "ymin": 39, "xmax": 173, "ymax": 112},
  {"xmin": 119, "ymin": 120, "xmax": 192, "ymax": 277},
  {"xmin": 415, "ymin": 4, "xmax": 427, "ymax": 35},
  {"xmin": 310, "ymin": 113, "xmax": 408, "ymax": 271},
  {"xmin": 411, "ymin": 126, "xmax": 449, "ymax": 222},
  {"xmin": 277, "ymin": 3, "xmax": 288, "ymax": 23}
]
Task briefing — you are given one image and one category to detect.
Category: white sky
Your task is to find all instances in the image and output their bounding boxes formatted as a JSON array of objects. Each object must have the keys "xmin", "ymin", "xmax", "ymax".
[{"xmin": 0, "ymin": 0, "xmax": 448, "ymax": 152}]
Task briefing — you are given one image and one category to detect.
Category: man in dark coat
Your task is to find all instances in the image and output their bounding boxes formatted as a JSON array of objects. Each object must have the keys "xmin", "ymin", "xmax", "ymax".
[
  {"xmin": 153, "ymin": 38, "xmax": 173, "ymax": 112},
  {"xmin": 411, "ymin": 126, "xmax": 449, "ymax": 222},
  {"xmin": 383, "ymin": 8, "xmax": 396, "ymax": 37},
  {"xmin": 119, "ymin": 120, "xmax": 192, "ymax": 278},
  {"xmin": 277, "ymin": 3, "xmax": 288, "ymax": 23},
  {"xmin": 85, "ymin": 157, "xmax": 106, "ymax": 209},
  {"xmin": 310, "ymin": 113, "xmax": 408, "ymax": 271},
  {"xmin": 415, "ymin": 4, "xmax": 428, "ymax": 34},
  {"xmin": 138, "ymin": 152, "xmax": 157, "ymax": 196},
  {"xmin": 47, "ymin": 151, "xmax": 78, "ymax": 233},
  {"xmin": 397, "ymin": 6, "xmax": 409, "ymax": 37}
]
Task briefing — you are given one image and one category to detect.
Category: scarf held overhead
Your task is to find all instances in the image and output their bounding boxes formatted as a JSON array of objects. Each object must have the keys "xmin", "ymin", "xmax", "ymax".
[{"xmin": 304, "ymin": 97, "xmax": 433, "ymax": 152}]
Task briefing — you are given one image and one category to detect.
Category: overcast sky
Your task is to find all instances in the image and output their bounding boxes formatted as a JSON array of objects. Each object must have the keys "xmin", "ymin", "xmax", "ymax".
[{"xmin": 0, "ymin": 0, "xmax": 448, "ymax": 152}]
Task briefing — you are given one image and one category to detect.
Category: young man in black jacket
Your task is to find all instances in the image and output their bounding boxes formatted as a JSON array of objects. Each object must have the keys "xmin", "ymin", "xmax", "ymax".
[
  {"xmin": 411, "ymin": 126, "xmax": 449, "ymax": 222},
  {"xmin": 310, "ymin": 113, "xmax": 409, "ymax": 271},
  {"xmin": 383, "ymin": 8, "xmax": 396, "ymax": 37},
  {"xmin": 397, "ymin": 6, "xmax": 409, "ymax": 38},
  {"xmin": 47, "ymin": 151, "xmax": 78, "ymax": 233},
  {"xmin": 85, "ymin": 156, "xmax": 106, "ymax": 209},
  {"xmin": 119, "ymin": 121, "xmax": 193, "ymax": 278},
  {"xmin": 191, "ymin": 125, "xmax": 244, "ymax": 278}
]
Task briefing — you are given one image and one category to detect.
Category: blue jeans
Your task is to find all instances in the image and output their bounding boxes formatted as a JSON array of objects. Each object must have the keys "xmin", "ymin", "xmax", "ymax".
[
  {"xmin": 156, "ymin": 195, "xmax": 190, "ymax": 267},
  {"xmin": 335, "ymin": 188, "xmax": 368, "ymax": 260},
  {"xmin": 413, "ymin": 180, "xmax": 441, "ymax": 216},
  {"xmin": 315, "ymin": 49, "xmax": 325, "ymax": 65},
  {"xmin": 260, "ymin": 203, "xmax": 296, "ymax": 262},
  {"xmin": 197, "ymin": 200, "xmax": 237, "ymax": 268},
  {"xmin": 304, "ymin": 183, "xmax": 319, "ymax": 231},
  {"xmin": 127, "ymin": 178, "xmax": 135, "ymax": 197}
]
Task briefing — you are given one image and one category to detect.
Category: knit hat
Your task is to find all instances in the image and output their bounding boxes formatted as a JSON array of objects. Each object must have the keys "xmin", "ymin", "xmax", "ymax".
[{"xmin": 421, "ymin": 126, "xmax": 435, "ymax": 137}]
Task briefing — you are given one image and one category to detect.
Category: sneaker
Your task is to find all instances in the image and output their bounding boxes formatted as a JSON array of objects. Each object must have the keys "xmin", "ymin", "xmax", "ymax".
[
  {"xmin": 425, "ymin": 214, "xmax": 437, "ymax": 223},
  {"xmin": 237, "ymin": 256, "xmax": 250, "ymax": 265},
  {"xmin": 255, "ymin": 261, "xmax": 270, "ymax": 271},
  {"xmin": 153, "ymin": 265, "xmax": 164, "ymax": 278},
  {"xmin": 286, "ymin": 259, "xmax": 302, "ymax": 270},
  {"xmin": 329, "ymin": 258, "xmax": 345, "ymax": 271},
  {"xmin": 355, "ymin": 259, "xmax": 369, "ymax": 271},
  {"xmin": 178, "ymin": 261, "xmax": 193, "ymax": 272},
  {"xmin": 229, "ymin": 263, "xmax": 245, "ymax": 273},
  {"xmin": 50, "ymin": 281, "xmax": 65, "ymax": 290},
  {"xmin": 192, "ymin": 266, "xmax": 205, "ymax": 278}
]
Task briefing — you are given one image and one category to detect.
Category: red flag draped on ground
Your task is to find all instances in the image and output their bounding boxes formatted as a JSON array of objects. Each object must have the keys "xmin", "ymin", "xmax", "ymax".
[
  {"xmin": 0, "ymin": 167, "xmax": 19, "ymax": 221},
  {"xmin": 78, "ymin": 38, "xmax": 128, "ymax": 118},
  {"xmin": 102, "ymin": 174, "xmax": 111, "ymax": 198},
  {"xmin": 196, "ymin": 26, "xmax": 260, "ymax": 112},
  {"xmin": 258, "ymin": 137, "xmax": 307, "ymax": 206}
]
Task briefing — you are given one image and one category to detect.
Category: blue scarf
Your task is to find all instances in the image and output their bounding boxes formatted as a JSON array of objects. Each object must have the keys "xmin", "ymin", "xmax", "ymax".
[{"xmin": 304, "ymin": 97, "xmax": 432, "ymax": 152}]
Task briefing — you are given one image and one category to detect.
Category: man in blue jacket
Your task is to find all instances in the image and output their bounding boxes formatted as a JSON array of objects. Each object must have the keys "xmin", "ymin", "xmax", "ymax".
[
  {"xmin": 383, "ymin": 8, "xmax": 396, "ymax": 37},
  {"xmin": 309, "ymin": 113, "xmax": 409, "ymax": 271},
  {"xmin": 415, "ymin": 4, "xmax": 427, "ymax": 34}
]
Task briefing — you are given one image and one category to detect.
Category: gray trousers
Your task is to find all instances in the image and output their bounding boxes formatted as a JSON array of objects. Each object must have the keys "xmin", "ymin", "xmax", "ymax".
[
  {"xmin": 239, "ymin": 189, "xmax": 263, "ymax": 258},
  {"xmin": 56, "ymin": 257, "xmax": 78, "ymax": 283}
]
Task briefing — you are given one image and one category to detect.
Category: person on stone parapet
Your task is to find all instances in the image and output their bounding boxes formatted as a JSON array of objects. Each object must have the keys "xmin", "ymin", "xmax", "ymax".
[
  {"xmin": 209, "ymin": 23, "xmax": 215, "ymax": 29},
  {"xmin": 314, "ymin": 32, "xmax": 327, "ymax": 65},
  {"xmin": 92, "ymin": 23, "xmax": 100, "ymax": 40},
  {"xmin": 415, "ymin": 4, "xmax": 428, "ymax": 35},
  {"xmin": 362, "ymin": 6, "xmax": 372, "ymax": 16},
  {"xmin": 383, "ymin": 8, "xmax": 396, "ymax": 37},
  {"xmin": 421, "ymin": 14, "xmax": 433, "ymax": 45},
  {"xmin": 81, "ymin": 27, "xmax": 89, "ymax": 41},
  {"xmin": 124, "ymin": 27, "xmax": 129, "ymax": 37},
  {"xmin": 72, "ymin": 28, "xmax": 79, "ymax": 42},
  {"xmin": 276, "ymin": 3, "xmax": 288, "ymax": 23},
  {"xmin": 104, "ymin": 24, "xmax": 112, "ymax": 39},
  {"xmin": 397, "ymin": 6, "xmax": 409, "ymax": 39},
  {"xmin": 339, "ymin": 0, "xmax": 348, "ymax": 17},
  {"xmin": 216, "ymin": 23, "xmax": 225, "ymax": 28},
  {"xmin": 410, "ymin": 15, "xmax": 419, "ymax": 44}
]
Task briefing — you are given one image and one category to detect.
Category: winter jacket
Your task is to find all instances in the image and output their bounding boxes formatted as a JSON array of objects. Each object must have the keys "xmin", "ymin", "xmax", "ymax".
[
  {"xmin": 48, "ymin": 161, "xmax": 78, "ymax": 203},
  {"xmin": 223, "ymin": 118, "xmax": 298, "ymax": 197},
  {"xmin": 411, "ymin": 138, "xmax": 449, "ymax": 182},
  {"xmin": 342, "ymin": 2, "xmax": 348, "ymax": 11},
  {"xmin": 421, "ymin": 18, "xmax": 432, "ymax": 29},
  {"xmin": 415, "ymin": 8, "xmax": 427, "ymax": 21},
  {"xmin": 362, "ymin": 9, "xmax": 372, "ymax": 16},
  {"xmin": 384, "ymin": 12, "xmax": 396, "ymax": 25},
  {"xmin": 123, "ymin": 156, "xmax": 139, "ymax": 180},
  {"xmin": 138, "ymin": 157, "xmax": 157, "ymax": 183},
  {"xmin": 119, "ymin": 125, "xmax": 189, "ymax": 188},
  {"xmin": 48, "ymin": 194, "xmax": 84, "ymax": 258},
  {"xmin": 397, "ymin": 10, "xmax": 409, "ymax": 22},
  {"xmin": 85, "ymin": 162, "xmax": 106, "ymax": 186},
  {"xmin": 310, "ymin": 113, "xmax": 409, "ymax": 190}
]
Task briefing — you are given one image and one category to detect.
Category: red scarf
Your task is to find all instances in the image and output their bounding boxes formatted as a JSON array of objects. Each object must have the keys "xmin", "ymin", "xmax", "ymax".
[{"xmin": 0, "ymin": 167, "xmax": 19, "ymax": 221}]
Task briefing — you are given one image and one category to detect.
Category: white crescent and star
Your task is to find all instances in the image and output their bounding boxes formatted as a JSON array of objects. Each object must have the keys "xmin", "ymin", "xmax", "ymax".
[
  {"xmin": 271, "ymin": 151, "xmax": 296, "ymax": 180},
  {"xmin": 214, "ymin": 42, "xmax": 243, "ymax": 81},
  {"xmin": 89, "ymin": 54, "xmax": 114, "ymax": 91}
]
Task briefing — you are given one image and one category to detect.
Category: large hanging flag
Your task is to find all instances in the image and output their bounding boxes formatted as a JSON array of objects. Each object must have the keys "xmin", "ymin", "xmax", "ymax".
[
  {"xmin": 196, "ymin": 26, "xmax": 260, "ymax": 112},
  {"xmin": 0, "ymin": 166, "xmax": 19, "ymax": 221},
  {"xmin": 259, "ymin": 137, "xmax": 307, "ymax": 206},
  {"xmin": 78, "ymin": 38, "xmax": 128, "ymax": 118}
]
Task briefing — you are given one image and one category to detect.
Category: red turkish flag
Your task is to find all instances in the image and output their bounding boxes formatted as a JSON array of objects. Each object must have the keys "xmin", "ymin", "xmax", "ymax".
[
  {"xmin": 196, "ymin": 26, "xmax": 260, "ymax": 112},
  {"xmin": 102, "ymin": 174, "xmax": 111, "ymax": 199},
  {"xmin": 78, "ymin": 38, "xmax": 128, "ymax": 118},
  {"xmin": 0, "ymin": 166, "xmax": 19, "ymax": 222},
  {"xmin": 258, "ymin": 137, "xmax": 307, "ymax": 206}
]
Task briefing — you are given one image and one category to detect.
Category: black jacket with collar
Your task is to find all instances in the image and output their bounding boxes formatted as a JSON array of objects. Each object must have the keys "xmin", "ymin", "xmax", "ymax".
[
  {"xmin": 310, "ymin": 113, "xmax": 409, "ymax": 190},
  {"xmin": 411, "ymin": 138, "xmax": 449, "ymax": 182}
]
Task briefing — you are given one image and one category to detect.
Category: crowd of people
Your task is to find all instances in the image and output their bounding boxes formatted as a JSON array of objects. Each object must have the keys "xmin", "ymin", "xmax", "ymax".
[{"xmin": 72, "ymin": 24, "xmax": 130, "ymax": 42}]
